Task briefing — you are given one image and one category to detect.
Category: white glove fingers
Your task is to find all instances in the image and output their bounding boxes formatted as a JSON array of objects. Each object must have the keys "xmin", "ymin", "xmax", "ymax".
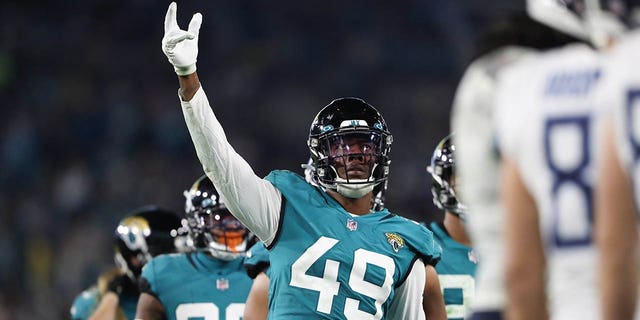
[
  {"xmin": 187, "ymin": 13, "xmax": 203, "ymax": 38},
  {"xmin": 164, "ymin": 2, "xmax": 179, "ymax": 33},
  {"xmin": 166, "ymin": 32, "xmax": 195, "ymax": 45},
  {"xmin": 161, "ymin": 2, "xmax": 199, "ymax": 76}
]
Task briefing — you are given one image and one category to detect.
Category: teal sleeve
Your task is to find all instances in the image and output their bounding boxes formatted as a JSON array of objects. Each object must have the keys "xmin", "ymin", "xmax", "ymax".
[
  {"xmin": 70, "ymin": 287, "xmax": 99, "ymax": 320},
  {"xmin": 244, "ymin": 242, "xmax": 270, "ymax": 279},
  {"xmin": 140, "ymin": 258, "xmax": 158, "ymax": 295}
]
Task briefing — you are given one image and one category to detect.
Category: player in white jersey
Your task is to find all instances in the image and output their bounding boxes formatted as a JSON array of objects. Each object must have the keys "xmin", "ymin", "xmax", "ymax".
[
  {"xmin": 595, "ymin": 18, "xmax": 640, "ymax": 319},
  {"xmin": 497, "ymin": 42, "xmax": 604, "ymax": 320},
  {"xmin": 451, "ymin": 10, "xmax": 584, "ymax": 320},
  {"xmin": 496, "ymin": 1, "xmax": 630, "ymax": 319}
]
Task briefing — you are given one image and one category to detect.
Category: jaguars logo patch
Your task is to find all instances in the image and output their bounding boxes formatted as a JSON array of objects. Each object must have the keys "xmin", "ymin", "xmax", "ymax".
[{"xmin": 385, "ymin": 232, "xmax": 404, "ymax": 253}]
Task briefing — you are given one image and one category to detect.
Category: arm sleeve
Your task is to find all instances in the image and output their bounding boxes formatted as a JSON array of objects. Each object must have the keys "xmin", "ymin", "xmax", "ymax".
[
  {"xmin": 180, "ymin": 87, "xmax": 282, "ymax": 245},
  {"xmin": 387, "ymin": 259, "xmax": 427, "ymax": 320},
  {"xmin": 244, "ymin": 243, "xmax": 271, "ymax": 279},
  {"xmin": 139, "ymin": 260, "xmax": 158, "ymax": 296}
]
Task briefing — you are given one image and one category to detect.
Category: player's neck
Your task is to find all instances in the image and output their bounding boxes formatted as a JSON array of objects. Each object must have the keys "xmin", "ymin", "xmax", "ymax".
[
  {"xmin": 443, "ymin": 212, "xmax": 471, "ymax": 246},
  {"xmin": 327, "ymin": 189, "xmax": 373, "ymax": 216}
]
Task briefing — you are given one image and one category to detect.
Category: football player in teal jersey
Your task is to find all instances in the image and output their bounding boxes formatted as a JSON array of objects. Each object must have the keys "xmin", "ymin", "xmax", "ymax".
[
  {"xmin": 426, "ymin": 135, "xmax": 477, "ymax": 320},
  {"xmin": 242, "ymin": 163, "xmax": 391, "ymax": 320},
  {"xmin": 135, "ymin": 175, "xmax": 256, "ymax": 320},
  {"xmin": 160, "ymin": 2, "xmax": 445, "ymax": 318},
  {"xmin": 70, "ymin": 206, "xmax": 182, "ymax": 320}
]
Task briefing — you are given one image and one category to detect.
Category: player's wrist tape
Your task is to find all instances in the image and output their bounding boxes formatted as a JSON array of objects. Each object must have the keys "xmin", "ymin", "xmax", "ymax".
[{"xmin": 175, "ymin": 64, "xmax": 196, "ymax": 76}]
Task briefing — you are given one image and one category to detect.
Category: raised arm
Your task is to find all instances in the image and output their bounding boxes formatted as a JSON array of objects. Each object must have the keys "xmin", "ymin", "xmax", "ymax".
[
  {"xmin": 178, "ymin": 73, "xmax": 200, "ymax": 101},
  {"xmin": 161, "ymin": 2, "xmax": 281, "ymax": 244}
]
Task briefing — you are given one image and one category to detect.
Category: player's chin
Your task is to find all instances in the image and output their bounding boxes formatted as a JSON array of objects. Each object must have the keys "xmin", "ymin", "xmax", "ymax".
[{"xmin": 346, "ymin": 171, "xmax": 368, "ymax": 180}]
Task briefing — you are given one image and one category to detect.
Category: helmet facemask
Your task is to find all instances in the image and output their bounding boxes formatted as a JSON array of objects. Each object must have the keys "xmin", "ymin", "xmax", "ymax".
[
  {"xmin": 308, "ymin": 97, "xmax": 392, "ymax": 200},
  {"xmin": 427, "ymin": 135, "xmax": 468, "ymax": 220},
  {"xmin": 184, "ymin": 177, "xmax": 254, "ymax": 260},
  {"xmin": 113, "ymin": 208, "xmax": 181, "ymax": 282},
  {"xmin": 301, "ymin": 158, "xmax": 318, "ymax": 186},
  {"xmin": 310, "ymin": 130, "xmax": 391, "ymax": 199}
]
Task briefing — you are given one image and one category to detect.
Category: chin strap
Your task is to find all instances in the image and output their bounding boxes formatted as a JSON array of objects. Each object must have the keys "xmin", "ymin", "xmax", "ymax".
[
  {"xmin": 203, "ymin": 232, "xmax": 248, "ymax": 261},
  {"xmin": 207, "ymin": 249, "xmax": 243, "ymax": 261},
  {"xmin": 333, "ymin": 178, "xmax": 376, "ymax": 199}
]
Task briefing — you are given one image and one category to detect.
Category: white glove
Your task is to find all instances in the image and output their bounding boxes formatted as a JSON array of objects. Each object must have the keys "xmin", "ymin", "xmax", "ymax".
[{"xmin": 162, "ymin": 2, "xmax": 202, "ymax": 76}]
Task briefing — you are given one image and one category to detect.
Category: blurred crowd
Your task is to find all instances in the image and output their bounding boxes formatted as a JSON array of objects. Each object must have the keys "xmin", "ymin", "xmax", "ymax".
[{"xmin": 0, "ymin": 0, "xmax": 517, "ymax": 318}]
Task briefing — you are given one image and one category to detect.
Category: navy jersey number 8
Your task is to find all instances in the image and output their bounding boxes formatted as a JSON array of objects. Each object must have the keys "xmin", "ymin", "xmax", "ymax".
[{"xmin": 543, "ymin": 115, "xmax": 593, "ymax": 248}]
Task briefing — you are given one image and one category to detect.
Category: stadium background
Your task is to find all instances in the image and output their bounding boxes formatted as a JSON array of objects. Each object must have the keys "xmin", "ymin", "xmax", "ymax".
[{"xmin": 0, "ymin": 0, "xmax": 520, "ymax": 318}]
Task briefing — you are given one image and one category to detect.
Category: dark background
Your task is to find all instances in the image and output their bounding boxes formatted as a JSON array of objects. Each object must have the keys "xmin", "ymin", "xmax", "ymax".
[{"xmin": 0, "ymin": 0, "xmax": 521, "ymax": 318}]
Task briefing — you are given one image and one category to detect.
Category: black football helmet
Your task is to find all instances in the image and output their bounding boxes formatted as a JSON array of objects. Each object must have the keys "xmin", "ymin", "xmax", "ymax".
[
  {"xmin": 183, "ymin": 175, "xmax": 255, "ymax": 260},
  {"xmin": 307, "ymin": 97, "xmax": 393, "ymax": 199},
  {"xmin": 113, "ymin": 206, "xmax": 182, "ymax": 281},
  {"xmin": 427, "ymin": 135, "xmax": 467, "ymax": 219}
]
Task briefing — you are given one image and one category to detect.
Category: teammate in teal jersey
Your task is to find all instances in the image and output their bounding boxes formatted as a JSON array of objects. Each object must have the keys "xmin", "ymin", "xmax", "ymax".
[
  {"xmin": 426, "ymin": 135, "xmax": 477, "ymax": 320},
  {"xmin": 160, "ymin": 2, "xmax": 446, "ymax": 318},
  {"xmin": 135, "ymin": 175, "xmax": 256, "ymax": 320},
  {"xmin": 70, "ymin": 206, "xmax": 182, "ymax": 320}
]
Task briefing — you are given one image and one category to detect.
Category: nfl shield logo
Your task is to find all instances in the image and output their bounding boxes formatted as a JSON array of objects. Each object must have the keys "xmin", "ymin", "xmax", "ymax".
[
  {"xmin": 216, "ymin": 278, "xmax": 229, "ymax": 291},
  {"xmin": 468, "ymin": 250, "xmax": 479, "ymax": 264},
  {"xmin": 346, "ymin": 219, "xmax": 358, "ymax": 231}
]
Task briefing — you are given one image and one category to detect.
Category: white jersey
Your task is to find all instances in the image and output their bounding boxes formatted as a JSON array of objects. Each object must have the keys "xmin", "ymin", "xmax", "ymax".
[
  {"xmin": 495, "ymin": 43, "xmax": 605, "ymax": 319},
  {"xmin": 451, "ymin": 46, "xmax": 538, "ymax": 313}
]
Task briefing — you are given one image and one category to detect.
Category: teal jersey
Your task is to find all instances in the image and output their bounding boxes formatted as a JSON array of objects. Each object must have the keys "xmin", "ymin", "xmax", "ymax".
[
  {"xmin": 141, "ymin": 252, "xmax": 253, "ymax": 320},
  {"xmin": 265, "ymin": 170, "xmax": 441, "ymax": 319},
  {"xmin": 70, "ymin": 285, "xmax": 138, "ymax": 320},
  {"xmin": 428, "ymin": 222, "xmax": 478, "ymax": 320},
  {"xmin": 244, "ymin": 242, "xmax": 270, "ymax": 279}
]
